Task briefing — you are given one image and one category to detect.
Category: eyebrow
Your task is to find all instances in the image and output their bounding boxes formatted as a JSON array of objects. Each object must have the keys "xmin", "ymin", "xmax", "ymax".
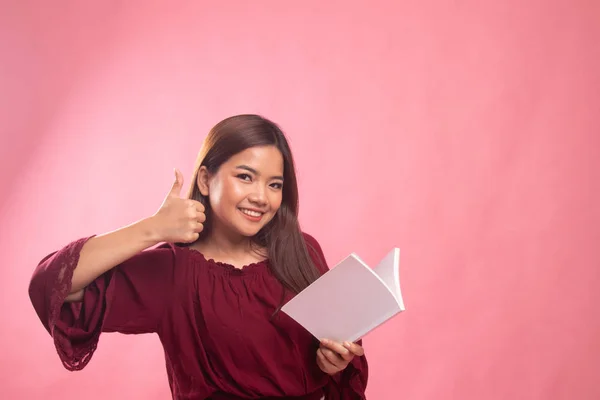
[{"xmin": 236, "ymin": 165, "xmax": 284, "ymax": 181}]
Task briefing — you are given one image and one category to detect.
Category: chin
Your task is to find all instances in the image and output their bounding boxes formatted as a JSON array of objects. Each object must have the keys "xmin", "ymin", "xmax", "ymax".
[
  {"xmin": 231, "ymin": 226, "xmax": 257, "ymax": 237},
  {"xmin": 234, "ymin": 218, "xmax": 273, "ymax": 238}
]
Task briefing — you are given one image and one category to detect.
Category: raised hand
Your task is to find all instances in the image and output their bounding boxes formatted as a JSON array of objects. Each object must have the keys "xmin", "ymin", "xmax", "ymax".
[
  {"xmin": 316, "ymin": 339, "xmax": 364, "ymax": 375},
  {"xmin": 151, "ymin": 168, "xmax": 206, "ymax": 243}
]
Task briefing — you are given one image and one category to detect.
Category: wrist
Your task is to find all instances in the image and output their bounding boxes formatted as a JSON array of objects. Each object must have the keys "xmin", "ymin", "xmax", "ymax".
[{"xmin": 137, "ymin": 216, "xmax": 164, "ymax": 245}]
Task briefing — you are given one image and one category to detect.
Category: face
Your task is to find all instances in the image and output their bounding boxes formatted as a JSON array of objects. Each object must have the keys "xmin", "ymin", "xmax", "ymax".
[{"xmin": 198, "ymin": 145, "xmax": 284, "ymax": 240}]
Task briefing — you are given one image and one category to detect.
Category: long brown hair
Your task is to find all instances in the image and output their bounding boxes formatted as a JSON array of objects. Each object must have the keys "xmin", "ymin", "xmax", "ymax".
[{"xmin": 184, "ymin": 114, "xmax": 322, "ymax": 295}]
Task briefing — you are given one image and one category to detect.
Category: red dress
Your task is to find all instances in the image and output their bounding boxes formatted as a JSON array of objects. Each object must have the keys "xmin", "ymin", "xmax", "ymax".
[{"xmin": 28, "ymin": 232, "xmax": 368, "ymax": 399}]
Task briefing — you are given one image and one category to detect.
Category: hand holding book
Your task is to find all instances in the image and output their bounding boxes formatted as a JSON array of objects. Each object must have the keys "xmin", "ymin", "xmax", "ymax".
[{"xmin": 316, "ymin": 338, "xmax": 365, "ymax": 375}]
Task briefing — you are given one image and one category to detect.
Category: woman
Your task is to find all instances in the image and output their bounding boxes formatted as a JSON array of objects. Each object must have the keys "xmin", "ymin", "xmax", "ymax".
[{"xmin": 28, "ymin": 114, "xmax": 368, "ymax": 399}]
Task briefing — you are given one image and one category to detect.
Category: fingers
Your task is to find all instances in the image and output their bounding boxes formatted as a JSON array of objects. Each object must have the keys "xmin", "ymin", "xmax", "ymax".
[
  {"xmin": 317, "ymin": 339, "xmax": 362, "ymax": 375},
  {"xmin": 169, "ymin": 168, "xmax": 184, "ymax": 197},
  {"xmin": 343, "ymin": 341, "xmax": 365, "ymax": 357},
  {"xmin": 316, "ymin": 349, "xmax": 329, "ymax": 372},
  {"xmin": 320, "ymin": 339, "xmax": 354, "ymax": 362},
  {"xmin": 316, "ymin": 348, "xmax": 339, "ymax": 373},
  {"xmin": 188, "ymin": 220, "xmax": 204, "ymax": 233},
  {"xmin": 186, "ymin": 200, "xmax": 206, "ymax": 222},
  {"xmin": 186, "ymin": 199, "xmax": 205, "ymax": 212},
  {"xmin": 320, "ymin": 347, "xmax": 347, "ymax": 367},
  {"xmin": 184, "ymin": 232, "xmax": 200, "ymax": 243},
  {"xmin": 193, "ymin": 200, "xmax": 206, "ymax": 214}
]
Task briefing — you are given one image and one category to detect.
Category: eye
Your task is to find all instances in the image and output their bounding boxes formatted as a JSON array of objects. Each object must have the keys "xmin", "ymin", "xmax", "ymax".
[
  {"xmin": 237, "ymin": 173, "xmax": 252, "ymax": 182},
  {"xmin": 270, "ymin": 182, "xmax": 283, "ymax": 190}
]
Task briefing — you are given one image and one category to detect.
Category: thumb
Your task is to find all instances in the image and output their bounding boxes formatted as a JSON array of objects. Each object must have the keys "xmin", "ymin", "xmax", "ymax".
[{"xmin": 169, "ymin": 168, "xmax": 184, "ymax": 197}]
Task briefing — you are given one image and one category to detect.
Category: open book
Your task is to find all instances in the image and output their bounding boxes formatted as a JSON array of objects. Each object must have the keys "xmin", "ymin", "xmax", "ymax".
[{"xmin": 281, "ymin": 248, "xmax": 404, "ymax": 343}]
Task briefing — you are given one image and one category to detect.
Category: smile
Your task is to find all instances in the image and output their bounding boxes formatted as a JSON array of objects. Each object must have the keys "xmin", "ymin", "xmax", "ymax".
[{"xmin": 239, "ymin": 208, "xmax": 264, "ymax": 220}]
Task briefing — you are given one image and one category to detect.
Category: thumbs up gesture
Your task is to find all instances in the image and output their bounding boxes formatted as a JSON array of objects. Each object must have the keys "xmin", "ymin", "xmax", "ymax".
[{"xmin": 152, "ymin": 169, "xmax": 206, "ymax": 243}]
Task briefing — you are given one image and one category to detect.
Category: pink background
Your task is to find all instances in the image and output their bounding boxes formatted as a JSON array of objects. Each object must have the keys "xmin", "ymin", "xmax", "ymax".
[{"xmin": 1, "ymin": 1, "xmax": 599, "ymax": 399}]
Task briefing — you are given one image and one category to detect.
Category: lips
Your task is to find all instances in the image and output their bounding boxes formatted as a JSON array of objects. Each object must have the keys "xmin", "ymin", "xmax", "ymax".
[{"xmin": 238, "ymin": 208, "xmax": 265, "ymax": 221}]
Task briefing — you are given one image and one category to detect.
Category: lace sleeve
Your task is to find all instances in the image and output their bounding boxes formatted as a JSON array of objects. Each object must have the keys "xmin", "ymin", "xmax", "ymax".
[
  {"xmin": 27, "ymin": 236, "xmax": 95, "ymax": 370},
  {"xmin": 29, "ymin": 236, "xmax": 176, "ymax": 371}
]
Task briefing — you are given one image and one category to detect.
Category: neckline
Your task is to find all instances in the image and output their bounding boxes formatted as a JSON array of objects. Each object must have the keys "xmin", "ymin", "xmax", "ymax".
[{"xmin": 180, "ymin": 245, "xmax": 269, "ymax": 274}]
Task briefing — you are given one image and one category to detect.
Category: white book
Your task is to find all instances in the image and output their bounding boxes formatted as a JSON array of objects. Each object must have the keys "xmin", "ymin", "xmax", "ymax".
[{"xmin": 281, "ymin": 248, "xmax": 404, "ymax": 343}]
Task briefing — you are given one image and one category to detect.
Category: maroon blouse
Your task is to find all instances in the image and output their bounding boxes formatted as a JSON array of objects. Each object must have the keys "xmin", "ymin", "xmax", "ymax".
[{"xmin": 28, "ymin": 232, "xmax": 368, "ymax": 399}]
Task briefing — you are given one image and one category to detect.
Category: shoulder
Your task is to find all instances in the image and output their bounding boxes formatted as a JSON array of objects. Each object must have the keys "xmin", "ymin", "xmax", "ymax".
[
  {"xmin": 301, "ymin": 231, "xmax": 323, "ymax": 254},
  {"xmin": 128, "ymin": 242, "xmax": 181, "ymax": 270},
  {"xmin": 157, "ymin": 242, "xmax": 206, "ymax": 266},
  {"xmin": 301, "ymin": 232, "xmax": 329, "ymax": 274},
  {"xmin": 146, "ymin": 242, "xmax": 180, "ymax": 259},
  {"xmin": 155, "ymin": 241, "xmax": 179, "ymax": 252}
]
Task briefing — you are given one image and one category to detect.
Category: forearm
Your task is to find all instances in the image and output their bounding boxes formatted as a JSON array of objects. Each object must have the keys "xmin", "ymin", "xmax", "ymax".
[{"xmin": 69, "ymin": 217, "xmax": 161, "ymax": 294}]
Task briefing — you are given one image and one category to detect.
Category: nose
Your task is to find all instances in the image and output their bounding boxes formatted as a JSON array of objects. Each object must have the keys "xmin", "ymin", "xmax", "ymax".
[{"xmin": 248, "ymin": 185, "xmax": 268, "ymax": 206}]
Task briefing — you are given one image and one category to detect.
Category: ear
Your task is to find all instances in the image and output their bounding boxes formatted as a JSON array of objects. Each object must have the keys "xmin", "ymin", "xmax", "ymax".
[{"xmin": 196, "ymin": 166, "xmax": 211, "ymax": 196}]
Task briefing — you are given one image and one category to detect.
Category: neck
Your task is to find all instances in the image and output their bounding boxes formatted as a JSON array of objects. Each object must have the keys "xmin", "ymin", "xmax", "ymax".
[{"xmin": 200, "ymin": 225, "xmax": 255, "ymax": 258}]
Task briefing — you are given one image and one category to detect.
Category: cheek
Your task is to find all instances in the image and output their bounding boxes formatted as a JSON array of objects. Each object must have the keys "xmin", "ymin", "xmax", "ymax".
[
  {"xmin": 207, "ymin": 180, "xmax": 226, "ymax": 211},
  {"xmin": 269, "ymin": 192, "xmax": 283, "ymax": 211},
  {"xmin": 210, "ymin": 179, "xmax": 245, "ymax": 210}
]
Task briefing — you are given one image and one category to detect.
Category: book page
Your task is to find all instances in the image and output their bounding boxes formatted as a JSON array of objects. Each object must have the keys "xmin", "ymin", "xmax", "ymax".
[
  {"xmin": 372, "ymin": 248, "xmax": 404, "ymax": 310},
  {"xmin": 281, "ymin": 253, "xmax": 402, "ymax": 343}
]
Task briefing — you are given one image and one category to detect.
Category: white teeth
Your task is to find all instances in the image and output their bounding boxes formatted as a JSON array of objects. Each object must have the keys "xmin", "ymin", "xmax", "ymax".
[{"xmin": 241, "ymin": 208, "xmax": 262, "ymax": 217}]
